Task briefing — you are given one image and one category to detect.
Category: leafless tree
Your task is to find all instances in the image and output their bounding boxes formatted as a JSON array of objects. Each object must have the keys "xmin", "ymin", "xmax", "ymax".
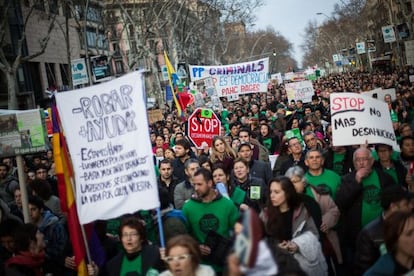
[{"xmin": 0, "ymin": 0, "xmax": 57, "ymax": 109}]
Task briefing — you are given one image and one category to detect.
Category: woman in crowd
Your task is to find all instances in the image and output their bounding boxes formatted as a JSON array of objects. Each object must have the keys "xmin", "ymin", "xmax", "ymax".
[
  {"xmin": 153, "ymin": 135, "xmax": 169, "ymax": 154},
  {"xmin": 261, "ymin": 176, "xmax": 327, "ymax": 275},
  {"xmin": 159, "ymin": 235, "xmax": 215, "ymax": 276},
  {"xmin": 4, "ymin": 223, "xmax": 46, "ymax": 276},
  {"xmin": 230, "ymin": 158, "xmax": 267, "ymax": 213},
  {"xmin": 231, "ymin": 138, "xmax": 241, "ymax": 152},
  {"xmin": 164, "ymin": 148, "xmax": 176, "ymax": 161},
  {"xmin": 258, "ymin": 123, "xmax": 280, "ymax": 155},
  {"xmin": 285, "ymin": 166, "xmax": 342, "ymax": 269},
  {"xmin": 365, "ymin": 212, "xmax": 414, "ymax": 275},
  {"xmin": 102, "ymin": 216, "xmax": 163, "ymax": 275},
  {"xmin": 198, "ymin": 155, "xmax": 212, "ymax": 171},
  {"xmin": 212, "ymin": 165, "xmax": 231, "ymax": 198},
  {"xmin": 209, "ymin": 136, "xmax": 237, "ymax": 174}
]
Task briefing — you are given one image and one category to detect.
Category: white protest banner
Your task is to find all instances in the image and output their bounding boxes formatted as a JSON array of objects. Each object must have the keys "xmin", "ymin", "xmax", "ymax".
[
  {"xmin": 285, "ymin": 80, "xmax": 314, "ymax": 103},
  {"xmin": 55, "ymin": 71, "xmax": 159, "ymax": 224},
  {"xmin": 189, "ymin": 58, "xmax": 269, "ymax": 97},
  {"xmin": 363, "ymin": 88, "xmax": 396, "ymax": 101},
  {"xmin": 270, "ymin": 73, "xmax": 283, "ymax": 85},
  {"xmin": 330, "ymin": 92, "xmax": 399, "ymax": 150}
]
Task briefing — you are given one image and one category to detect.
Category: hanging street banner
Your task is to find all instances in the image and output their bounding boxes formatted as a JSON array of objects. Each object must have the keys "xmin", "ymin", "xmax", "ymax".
[
  {"xmin": 55, "ymin": 71, "xmax": 159, "ymax": 224},
  {"xmin": 382, "ymin": 25, "xmax": 397, "ymax": 43},
  {"xmin": 71, "ymin": 58, "xmax": 89, "ymax": 86},
  {"xmin": 0, "ymin": 109, "xmax": 48, "ymax": 158},
  {"xmin": 189, "ymin": 58, "xmax": 269, "ymax": 97},
  {"xmin": 356, "ymin": 42, "xmax": 366, "ymax": 54},
  {"xmin": 330, "ymin": 92, "xmax": 399, "ymax": 151},
  {"xmin": 285, "ymin": 80, "xmax": 314, "ymax": 103}
]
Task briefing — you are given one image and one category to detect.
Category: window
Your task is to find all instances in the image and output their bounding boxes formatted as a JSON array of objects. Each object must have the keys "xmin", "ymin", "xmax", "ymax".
[
  {"xmin": 34, "ymin": 0, "xmax": 45, "ymax": 11},
  {"xmin": 115, "ymin": 60, "xmax": 124, "ymax": 74},
  {"xmin": 48, "ymin": 0, "xmax": 58, "ymax": 14},
  {"xmin": 60, "ymin": 64, "xmax": 69, "ymax": 86},
  {"xmin": 86, "ymin": 30, "xmax": 96, "ymax": 48}
]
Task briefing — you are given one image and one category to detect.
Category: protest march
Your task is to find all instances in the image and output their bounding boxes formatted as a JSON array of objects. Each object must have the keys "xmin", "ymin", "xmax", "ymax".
[{"xmin": 1, "ymin": 59, "xmax": 414, "ymax": 276}]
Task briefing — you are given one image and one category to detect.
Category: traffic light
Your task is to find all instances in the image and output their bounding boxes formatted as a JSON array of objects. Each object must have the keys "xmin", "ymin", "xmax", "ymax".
[{"xmin": 272, "ymin": 49, "xmax": 277, "ymax": 57}]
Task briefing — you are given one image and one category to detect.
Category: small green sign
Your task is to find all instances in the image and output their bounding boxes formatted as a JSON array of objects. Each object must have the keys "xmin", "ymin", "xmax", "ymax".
[
  {"xmin": 284, "ymin": 128, "xmax": 303, "ymax": 144},
  {"xmin": 201, "ymin": 109, "xmax": 213, "ymax": 118}
]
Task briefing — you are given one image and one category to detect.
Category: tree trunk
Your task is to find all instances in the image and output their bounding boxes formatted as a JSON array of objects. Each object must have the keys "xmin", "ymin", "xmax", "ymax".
[{"xmin": 7, "ymin": 69, "xmax": 18, "ymax": 110}]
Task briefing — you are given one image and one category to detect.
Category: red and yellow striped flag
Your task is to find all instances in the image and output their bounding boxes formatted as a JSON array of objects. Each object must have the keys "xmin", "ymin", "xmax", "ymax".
[{"xmin": 52, "ymin": 106, "xmax": 88, "ymax": 276}]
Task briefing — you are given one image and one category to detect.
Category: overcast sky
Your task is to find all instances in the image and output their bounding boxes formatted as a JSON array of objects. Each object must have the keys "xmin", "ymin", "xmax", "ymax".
[{"xmin": 254, "ymin": 0, "xmax": 338, "ymax": 67}]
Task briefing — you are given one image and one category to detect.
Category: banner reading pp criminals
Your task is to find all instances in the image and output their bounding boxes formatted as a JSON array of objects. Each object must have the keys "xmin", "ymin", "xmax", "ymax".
[{"xmin": 189, "ymin": 58, "xmax": 269, "ymax": 97}]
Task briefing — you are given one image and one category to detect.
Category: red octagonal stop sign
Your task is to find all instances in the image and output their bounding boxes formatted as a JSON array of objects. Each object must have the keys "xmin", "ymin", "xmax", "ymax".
[{"xmin": 187, "ymin": 108, "xmax": 221, "ymax": 149}]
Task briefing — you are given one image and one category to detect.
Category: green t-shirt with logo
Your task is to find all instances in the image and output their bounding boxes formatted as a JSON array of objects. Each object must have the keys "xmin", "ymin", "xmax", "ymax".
[
  {"xmin": 182, "ymin": 197, "xmax": 239, "ymax": 272},
  {"xmin": 361, "ymin": 170, "xmax": 382, "ymax": 227},
  {"xmin": 305, "ymin": 169, "xmax": 341, "ymax": 199}
]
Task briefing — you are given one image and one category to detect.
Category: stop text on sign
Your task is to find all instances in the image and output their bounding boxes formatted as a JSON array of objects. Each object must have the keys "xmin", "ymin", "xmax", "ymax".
[{"xmin": 189, "ymin": 117, "xmax": 220, "ymax": 132}]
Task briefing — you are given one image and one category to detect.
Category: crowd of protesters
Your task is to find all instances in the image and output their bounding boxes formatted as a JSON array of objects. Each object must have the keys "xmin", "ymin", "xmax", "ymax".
[{"xmin": 1, "ymin": 68, "xmax": 414, "ymax": 275}]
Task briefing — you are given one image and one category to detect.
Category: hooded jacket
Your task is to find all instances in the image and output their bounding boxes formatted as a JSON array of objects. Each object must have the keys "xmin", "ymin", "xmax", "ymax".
[{"xmin": 37, "ymin": 210, "xmax": 67, "ymax": 266}]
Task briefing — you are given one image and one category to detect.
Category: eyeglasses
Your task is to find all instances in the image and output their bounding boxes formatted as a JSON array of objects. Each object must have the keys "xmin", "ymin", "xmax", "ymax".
[
  {"xmin": 121, "ymin": 232, "xmax": 139, "ymax": 239},
  {"xmin": 164, "ymin": 254, "xmax": 191, "ymax": 263}
]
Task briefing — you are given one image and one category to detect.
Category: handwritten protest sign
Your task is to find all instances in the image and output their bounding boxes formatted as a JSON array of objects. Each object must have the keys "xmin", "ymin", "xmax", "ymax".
[
  {"xmin": 0, "ymin": 109, "xmax": 48, "ymax": 158},
  {"xmin": 147, "ymin": 109, "xmax": 164, "ymax": 124},
  {"xmin": 189, "ymin": 58, "xmax": 269, "ymax": 97},
  {"xmin": 330, "ymin": 92, "xmax": 399, "ymax": 150},
  {"xmin": 285, "ymin": 81, "xmax": 314, "ymax": 103},
  {"xmin": 55, "ymin": 72, "xmax": 159, "ymax": 224}
]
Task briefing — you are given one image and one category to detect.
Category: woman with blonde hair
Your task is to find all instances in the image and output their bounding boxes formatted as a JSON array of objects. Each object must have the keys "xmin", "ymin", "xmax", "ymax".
[
  {"xmin": 209, "ymin": 136, "xmax": 237, "ymax": 174},
  {"xmin": 160, "ymin": 234, "xmax": 215, "ymax": 276}
]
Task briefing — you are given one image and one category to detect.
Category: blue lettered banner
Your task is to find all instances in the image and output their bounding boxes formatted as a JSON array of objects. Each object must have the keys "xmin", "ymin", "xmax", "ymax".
[
  {"xmin": 189, "ymin": 58, "xmax": 269, "ymax": 97},
  {"xmin": 55, "ymin": 71, "xmax": 159, "ymax": 224}
]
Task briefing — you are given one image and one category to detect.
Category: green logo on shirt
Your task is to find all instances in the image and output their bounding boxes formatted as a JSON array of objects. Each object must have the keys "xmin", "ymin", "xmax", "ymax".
[{"xmin": 199, "ymin": 213, "xmax": 219, "ymax": 234}]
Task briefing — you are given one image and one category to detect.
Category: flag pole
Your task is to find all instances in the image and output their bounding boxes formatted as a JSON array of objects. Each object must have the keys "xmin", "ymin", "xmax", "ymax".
[
  {"xmin": 70, "ymin": 176, "xmax": 93, "ymax": 265},
  {"xmin": 156, "ymin": 207, "xmax": 165, "ymax": 248}
]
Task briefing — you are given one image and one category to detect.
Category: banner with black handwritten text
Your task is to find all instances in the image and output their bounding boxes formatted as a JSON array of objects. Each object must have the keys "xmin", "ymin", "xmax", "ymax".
[
  {"xmin": 55, "ymin": 72, "xmax": 159, "ymax": 224},
  {"xmin": 189, "ymin": 58, "xmax": 269, "ymax": 97},
  {"xmin": 330, "ymin": 92, "xmax": 399, "ymax": 150},
  {"xmin": 285, "ymin": 81, "xmax": 314, "ymax": 103}
]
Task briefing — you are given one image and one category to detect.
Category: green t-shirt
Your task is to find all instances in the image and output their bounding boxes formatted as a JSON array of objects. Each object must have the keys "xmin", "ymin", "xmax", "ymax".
[
  {"xmin": 182, "ymin": 197, "xmax": 239, "ymax": 272},
  {"xmin": 305, "ymin": 169, "xmax": 341, "ymax": 199},
  {"xmin": 361, "ymin": 170, "xmax": 382, "ymax": 227},
  {"xmin": 333, "ymin": 152, "xmax": 345, "ymax": 175},
  {"xmin": 262, "ymin": 137, "xmax": 273, "ymax": 152},
  {"xmin": 304, "ymin": 186, "xmax": 315, "ymax": 199},
  {"xmin": 120, "ymin": 254, "xmax": 142, "ymax": 276},
  {"xmin": 383, "ymin": 167, "xmax": 398, "ymax": 185},
  {"xmin": 182, "ymin": 197, "xmax": 239, "ymax": 243}
]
